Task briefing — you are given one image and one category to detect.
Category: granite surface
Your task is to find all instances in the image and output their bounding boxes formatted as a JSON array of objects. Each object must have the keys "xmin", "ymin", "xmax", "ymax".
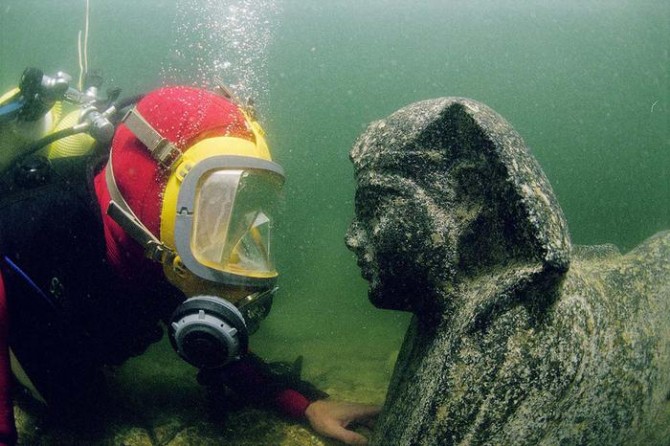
[{"xmin": 346, "ymin": 98, "xmax": 670, "ymax": 446}]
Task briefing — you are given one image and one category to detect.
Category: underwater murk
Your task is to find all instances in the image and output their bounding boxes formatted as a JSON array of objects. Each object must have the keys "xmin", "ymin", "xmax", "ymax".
[{"xmin": 0, "ymin": 0, "xmax": 667, "ymax": 444}]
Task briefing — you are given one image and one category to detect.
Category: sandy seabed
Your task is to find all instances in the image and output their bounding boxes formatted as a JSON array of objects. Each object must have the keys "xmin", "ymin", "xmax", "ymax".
[{"xmin": 14, "ymin": 332, "xmax": 396, "ymax": 446}]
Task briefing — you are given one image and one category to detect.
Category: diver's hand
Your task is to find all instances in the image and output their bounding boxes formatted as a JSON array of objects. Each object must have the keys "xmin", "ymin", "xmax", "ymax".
[{"xmin": 305, "ymin": 399, "xmax": 380, "ymax": 445}]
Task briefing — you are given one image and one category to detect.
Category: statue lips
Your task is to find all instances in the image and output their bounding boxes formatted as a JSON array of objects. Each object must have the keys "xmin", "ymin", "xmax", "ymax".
[
  {"xmin": 357, "ymin": 260, "xmax": 374, "ymax": 282},
  {"xmin": 349, "ymin": 244, "xmax": 372, "ymax": 281},
  {"xmin": 346, "ymin": 224, "xmax": 375, "ymax": 282}
]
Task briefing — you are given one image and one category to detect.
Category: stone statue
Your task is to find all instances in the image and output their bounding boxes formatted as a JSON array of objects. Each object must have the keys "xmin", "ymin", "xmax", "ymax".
[{"xmin": 345, "ymin": 98, "xmax": 670, "ymax": 446}]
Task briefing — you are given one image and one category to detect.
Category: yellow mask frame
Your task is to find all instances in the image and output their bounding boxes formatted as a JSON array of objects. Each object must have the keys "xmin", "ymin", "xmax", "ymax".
[
  {"xmin": 160, "ymin": 135, "xmax": 285, "ymax": 287},
  {"xmin": 105, "ymin": 104, "xmax": 285, "ymax": 290}
]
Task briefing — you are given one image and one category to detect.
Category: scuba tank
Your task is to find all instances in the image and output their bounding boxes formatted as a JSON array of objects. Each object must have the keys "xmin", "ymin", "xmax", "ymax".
[
  {"xmin": 0, "ymin": 68, "xmax": 126, "ymax": 167},
  {"xmin": 0, "ymin": 68, "xmax": 130, "ymax": 184}
]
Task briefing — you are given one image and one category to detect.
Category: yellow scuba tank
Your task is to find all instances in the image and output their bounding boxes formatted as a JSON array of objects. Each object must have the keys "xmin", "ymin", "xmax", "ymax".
[
  {"xmin": 0, "ymin": 87, "xmax": 20, "ymax": 106},
  {"xmin": 0, "ymin": 84, "xmax": 97, "ymax": 174},
  {"xmin": 0, "ymin": 87, "xmax": 57, "ymax": 173},
  {"xmin": 47, "ymin": 104, "xmax": 96, "ymax": 159}
]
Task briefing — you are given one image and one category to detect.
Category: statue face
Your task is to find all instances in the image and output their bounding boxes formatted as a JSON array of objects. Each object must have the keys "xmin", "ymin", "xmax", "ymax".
[
  {"xmin": 346, "ymin": 97, "xmax": 573, "ymax": 317},
  {"xmin": 346, "ymin": 173, "xmax": 443, "ymax": 312}
]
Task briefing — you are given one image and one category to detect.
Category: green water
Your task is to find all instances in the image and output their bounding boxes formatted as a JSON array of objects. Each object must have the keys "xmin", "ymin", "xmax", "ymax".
[
  {"xmin": 1, "ymin": 0, "xmax": 669, "ymax": 441},
  {"xmin": 260, "ymin": 0, "xmax": 670, "ymax": 382}
]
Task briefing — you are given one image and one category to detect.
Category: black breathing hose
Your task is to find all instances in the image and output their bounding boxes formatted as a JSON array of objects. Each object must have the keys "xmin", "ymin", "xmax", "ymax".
[
  {"xmin": 112, "ymin": 94, "xmax": 144, "ymax": 122},
  {"xmin": 20, "ymin": 123, "xmax": 89, "ymax": 158},
  {"xmin": 18, "ymin": 93, "xmax": 144, "ymax": 159}
]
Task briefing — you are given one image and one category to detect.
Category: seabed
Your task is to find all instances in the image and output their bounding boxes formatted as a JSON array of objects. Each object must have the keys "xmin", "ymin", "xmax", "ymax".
[{"xmin": 14, "ymin": 333, "xmax": 393, "ymax": 445}]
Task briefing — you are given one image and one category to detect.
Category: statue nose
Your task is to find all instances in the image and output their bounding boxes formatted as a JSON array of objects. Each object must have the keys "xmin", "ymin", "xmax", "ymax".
[{"xmin": 345, "ymin": 220, "xmax": 364, "ymax": 251}]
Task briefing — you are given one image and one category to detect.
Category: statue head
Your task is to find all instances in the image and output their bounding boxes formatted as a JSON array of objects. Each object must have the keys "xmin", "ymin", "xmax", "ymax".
[{"xmin": 346, "ymin": 98, "xmax": 571, "ymax": 318}]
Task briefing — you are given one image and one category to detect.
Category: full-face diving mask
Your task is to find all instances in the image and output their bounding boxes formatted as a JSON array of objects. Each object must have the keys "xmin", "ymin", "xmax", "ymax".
[
  {"xmin": 161, "ymin": 138, "xmax": 285, "ymax": 288},
  {"xmin": 105, "ymin": 99, "xmax": 285, "ymax": 368}
]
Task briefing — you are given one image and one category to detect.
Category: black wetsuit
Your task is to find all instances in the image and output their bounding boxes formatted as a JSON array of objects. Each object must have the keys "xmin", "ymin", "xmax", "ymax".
[{"xmin": 0, "ymin": 154, "xmax": 178, "ymax": 405}]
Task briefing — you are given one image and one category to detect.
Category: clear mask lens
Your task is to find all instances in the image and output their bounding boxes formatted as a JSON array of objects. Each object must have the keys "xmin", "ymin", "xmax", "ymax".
[{"xmin": 191, "ymin": 169, "xmax": 282, "ymax": 278}]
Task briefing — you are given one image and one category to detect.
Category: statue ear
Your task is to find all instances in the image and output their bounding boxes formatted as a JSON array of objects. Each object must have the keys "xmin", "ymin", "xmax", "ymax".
[{"xmin": 415, "ymin": 99, "xmax": 571, "ymax": 316}]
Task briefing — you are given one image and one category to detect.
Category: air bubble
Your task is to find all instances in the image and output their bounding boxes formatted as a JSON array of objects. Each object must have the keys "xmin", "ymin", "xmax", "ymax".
[{"xmin": 161, "ymin": 0, "xmax": 281, "ymax": 115}]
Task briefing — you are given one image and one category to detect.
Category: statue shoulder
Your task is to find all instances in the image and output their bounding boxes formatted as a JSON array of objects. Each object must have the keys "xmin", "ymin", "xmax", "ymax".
[{"xmin": 572, "ymin": 243, "xmax": 621, "ymax": 262}]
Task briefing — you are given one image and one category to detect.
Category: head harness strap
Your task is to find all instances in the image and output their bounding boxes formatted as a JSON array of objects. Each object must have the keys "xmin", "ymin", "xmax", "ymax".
[
  {"xmin": 105, "ymin": 160, "xmax": 175, "ymax": 263},
  {"xmin": 105, "ymin": 105, "xmax": 179, "ymax": 263},
  {"xmin": 122, "ymin": 107, "xmax": 182, "ymax": 170}
]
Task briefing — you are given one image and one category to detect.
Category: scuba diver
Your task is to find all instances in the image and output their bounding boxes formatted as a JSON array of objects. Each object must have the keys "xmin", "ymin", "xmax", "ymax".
[{"xmin": 0, "ymin": 68, "xmax": 379, "ymax": 446}]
